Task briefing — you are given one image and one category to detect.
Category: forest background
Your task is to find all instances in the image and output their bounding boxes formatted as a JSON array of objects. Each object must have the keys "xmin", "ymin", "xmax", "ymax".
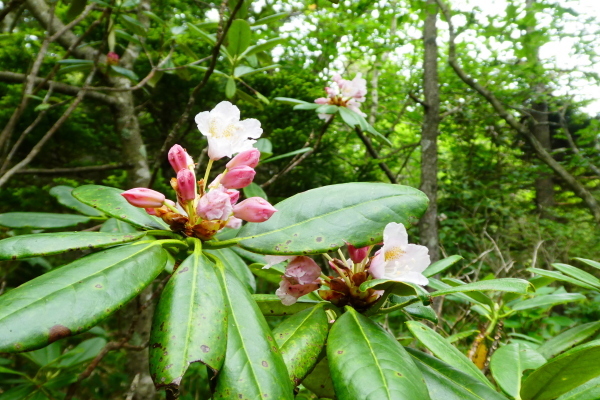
[{"xmin": 0, "ymin": 0, "xmax": 599, "ymax": 398}]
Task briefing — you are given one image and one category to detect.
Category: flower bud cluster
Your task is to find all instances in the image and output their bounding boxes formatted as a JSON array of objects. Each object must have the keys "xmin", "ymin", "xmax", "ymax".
[
  {"xmin": 314, "ymin": 73, "xmax": 368, "ymax": 120},
  {"xmin": 121, "ymin": 145, "xmax": 277, "ymax": 240}
]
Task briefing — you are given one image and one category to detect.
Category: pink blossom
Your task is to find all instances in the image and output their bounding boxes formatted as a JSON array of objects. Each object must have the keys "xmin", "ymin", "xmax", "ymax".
[
  {"xmin": 121, "ymin": 188, "xmax": 165, "ymax": 208},
  {"xmin": 176, "ymin": 169, "xmax": 197, "ymax": 201},
  {"xmin": 196, "ymin": 187, "xmax": 233, "ymax": 221},
  {"xmin": 225, "ymin": 217, "xmax": 242, "ymax": 229},
  {"xmin": 226, "ymin": 189, "xmax": 240, "ymax": 205},
  {"xmin": 233, "ymin": 197, "xmax": 277, "ymax": 222},
  {"xmin": 276, "ymin": 279, "xmax": 320, "ymax": 306},
  {"xmin": 168, "ymin": 144, "xmax": 194, "ymax": 172},
  {"xmin": 220, "ymin": 166, "xmax": 256, "ymax": 189},
  {"xmin": 285, "ymin": 256, "xmax": 321, "ymax": 284},
  {"xmin": 275, "ymin": 256, "xmax": 322, "ymax": 305},
  {"xmin": 226, "ymin": 148, "xmax": 260, "ymax": 169},
  {"xmin": 314, "ymin": 97, "xmax": 329, "ymax": 104},
  {"xmin": 347, "ymin": 243, "xmax": 369, "ymax": 264}
]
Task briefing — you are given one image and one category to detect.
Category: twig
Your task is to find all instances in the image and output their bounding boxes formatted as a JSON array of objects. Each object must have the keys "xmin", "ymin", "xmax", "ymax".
[
  {"xmin": 14, "ymin": 163, "xmax": 131, "ymax": 174},
  {"xmin": 354, "ymin": 126, "xmax": 397, "ymax": 183}
]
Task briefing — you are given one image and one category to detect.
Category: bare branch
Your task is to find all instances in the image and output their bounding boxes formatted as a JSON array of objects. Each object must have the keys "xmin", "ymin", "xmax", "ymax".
[
  {"xmin": 354, "ymin": 126, "xmax": 397, "ymax": 183},
  {"xmin": 15, "ymin": 163, "xmax": 131, "ymax": 175}
]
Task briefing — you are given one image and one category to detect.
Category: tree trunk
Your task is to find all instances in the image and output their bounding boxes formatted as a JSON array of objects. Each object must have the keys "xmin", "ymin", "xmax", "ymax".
[{"xmin": 419, "ymin": 0, "xmax": 441, "ymax": 263}]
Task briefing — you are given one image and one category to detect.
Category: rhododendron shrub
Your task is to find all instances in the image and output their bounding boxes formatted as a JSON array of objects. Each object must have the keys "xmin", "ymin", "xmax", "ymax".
[{"xmin": 0, "ymin": 101, "xmax": 591, "ymax": 400}]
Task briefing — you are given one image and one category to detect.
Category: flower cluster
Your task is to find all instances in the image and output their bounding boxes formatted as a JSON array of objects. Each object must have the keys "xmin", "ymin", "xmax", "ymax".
[
  {"xmin": 121, "ymin": 102, "xmax": 277, "ymax": 240},
  {"xmin": 268, "ymin": 222, "xmax": 431, "ymax": 308},
  {"xmin": 314, "ymin": 73, "xmax": 367, "ymax": 120}
]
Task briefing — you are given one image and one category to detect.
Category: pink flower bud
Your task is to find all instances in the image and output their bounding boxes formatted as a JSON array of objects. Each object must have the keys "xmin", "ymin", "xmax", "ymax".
[
  {"xmin": 107, "ymin": 52, "xmax": 119, "ymax": 66},
  {"xmin": 177, "ymin": 169, "xmax": 197, "ymax": 201},
  {"xmin": 226, "ymin": 189, "xmax": 240, "ymax": 205},
  {"xmin": 347, "ymin": 243, "xmax": 369, "ymax": 264},
  {"xmin": 121, "ymin": 188, "xmax": 165, "ymax": 208},
  {"xmin": 226, "ymin": 148, "xmax": 260, "ymax": 169},
  {"xmin": 168, "ymin": 144, "xmax": 194, "ymax": 173},
  {"xmin": 145, "ymin": 208, "xmax": 157, "ymax": 215},
  {"xmin": 275, "ymin": 256, "xmax": 322, "ymax": 305},
  {"xmin": 226, "ymin": 217, "xmax": 242, "ymax": 229},
  {"xmin": 233, "ymin": 197, "xmax": 277, "ymax": 222},
  {"xmin": 220, "ymin": 166, "xmax": 256, "ymax": 189},
  {"xmin": 197, "ymin": 187, "xmax": 233, "ymax": 221},
  {"xmin": 276, "ymin": 278, "xmax": 320, "ymax": 306},
  {"xmin": 314, "ymin": 97, "xmax": 329, "ymax": 104},
  {"xmin": 285, "ymin": 256, "xmax": 321, "ymax": 284}
]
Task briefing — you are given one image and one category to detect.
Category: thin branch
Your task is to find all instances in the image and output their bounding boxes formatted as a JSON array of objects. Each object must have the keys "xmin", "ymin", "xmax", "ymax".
[
  {"xmin": 15, "ymin": 163, "xmax": 131, "ymax": 174},
  {"xmin": 558, "ymin": 106, "xmax": 600, "ymax": 178},
  {"xmin": 354, "ymin": 126, "xmax": 397, "ymax": 183},
  {"xmin": 48, "ymin": 2, "xmax": 96, "ymax": 42},
  {"xmin": 148, "ymin": 0, "xmax": 245, "ymax": 186},
  {"xmin": 0, "ymin": 0, "xmax": 25, "ymax": 24}
]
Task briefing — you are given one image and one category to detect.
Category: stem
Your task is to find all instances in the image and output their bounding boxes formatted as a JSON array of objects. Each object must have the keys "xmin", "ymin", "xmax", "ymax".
[
  {"xmin": 376, "ymin": 297, "xmax": 420, "ymax": 315},
  {"xmin": 202, "ymin": 158, "xmax": 214, "ymax": 192},
  {"xmin": 202, "ymin": 237, "xmax": 242, "ymax": 249},
  {"xmin": 163, "ymin": 201, "xmax": 179, "ymax": 214},
  {"xmin": 144, "ymin": 230, "xmax": 180, "ymax": 239}
]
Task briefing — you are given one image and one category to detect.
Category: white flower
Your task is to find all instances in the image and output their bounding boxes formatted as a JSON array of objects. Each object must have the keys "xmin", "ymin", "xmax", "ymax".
[
  {"xmin": 194, "ymin": 101, "xmax": 263, "ymax": 160},
  {"xmin": 263, "ymin": 255, "xmax": 294, "ymax": 269},
  {"xmin": 340, "ymin": 73, "xmax": 367, "ymax": 102},
  {"xmin": 369, "ymin": 222, "xmax": 430, "ymax": 286}
]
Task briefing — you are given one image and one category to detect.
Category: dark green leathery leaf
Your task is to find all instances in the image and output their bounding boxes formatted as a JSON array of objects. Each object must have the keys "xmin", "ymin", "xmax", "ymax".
[
  {"xmin": 72, "ymin": 185, "xmax": 168, "ymax": 230},
  {"xmin": 212, "ymin": 262, "xmax": 294, "ymax": 399},
  {"xmin": 49, "ymin": 185, "xmax": 104, "ymax": 217},
  {"xmin": 273, "ymin": 304, "xmax": 329, "ymax": 385},
  {"xmin": 328, "ymin": 307, "xmax": 430, "ymax": 400},
  {"xmin": 0, "ymin": 232, "xmax": 145, "ymax": 261},
  {"xmin": 0, "ymin": 242, "xmax": 167, "ymax": 352},
  {"xmin": 204, "ymin": 248, "xmax": 256, "ymax": 293},
  {"xmin": 150, "ymin": 240, "xmax": 227, "ymax": 390},
  {"xmin": 251, "ymin": 294, "xmax": 320, "ymax": 316},
  {"xmin": 0, "ymin": 212, "xmax": 91, "ymax": 229},
  {"xmin": 301, "ymin": 357, "xmax": 336, "ymax": 398},
  {"xmin": 236, "ymin": 183, "xmax": 428, "ymax": 255}
]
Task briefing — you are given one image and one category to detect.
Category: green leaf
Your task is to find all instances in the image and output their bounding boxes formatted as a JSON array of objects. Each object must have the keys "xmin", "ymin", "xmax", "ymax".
[
  {"xmin": 0, "ymin": 213, "xmax": 91, "ymax": 229},
  {"xmin": 254, "ymin": 137, "xmax": 273, "ymax": 157},
  {"xmin": 243, "ymin": 182, "xmax": 268, "ymax": 200},
  {"xmin": 552, "ymin": 263, "xmax": 600, "ymax": 288},
  {"xmin": 0, "ymin": 243, "xmax": 167, "ymax": 352},
  {"xmin": 423, "ymin": 255, "xmax": 463, "ymax": 277},
  {"xmin": 110, "ymin": 65, "xmax": 139, "ymax": 82},
  {"xmin": 405, "ymin": 321, "xmax": 493, "ymax": 388},
  {"xmin": 242, "ymin": 38, "xmax": 286, "ymax": 57},
  {"xmin": 440, "ymin": 278, "xmax": 495, "ymax": 310},
  {"xmin": 72, "ymin": 185, "xmax": 168, "ymax": 230},
  {"xmin": 293, "ymin": 103, "xmax": 321, "ymax": 110},
  {"xmin": 142, "ymin": 10, "xmax": 167, "ymax": 26},
  {"xmin": 252, "ymin": 12, "xmax": 289, "ymax": 26},
  {"xmin": 509, "ymin": 293, "xmax": 586, "ymax": 311},
  {"xmin": 260, "ymin": 148, "xmax": 312, "ymax": 164},
  {"xmin": 489, "ymin": 343, "xmax": 546, "ymax": 398},
  {"xmin": 301, "ymin": 357, "xmax": 336, "ymax": 398},
  {"xmin": 249, "ymin": 263, "xmax": 284, "ymax": 284},
  {"xmin": 338, "ymin": 106, "xmax": 360, "ymax": 127},
  {"xmin": 213, "ymin": 266, "xmax": 293, "ymax": 399},
  {"xmin": 315, "ymin": 104, "xmax": 338, "ymax": 114},
  {"xmin": 446, "ymin": 330, "xmax": 480, "ymax": 343},
  {"xmin": 556, "ymin": 376, "xmax": 600, "ymax": 400},
  {"xmin": 204, "ymin": 248, "xmax": 256, "ymax": 293},
  {"xmin": 234, "ymin": 65, "xmax": 254, "ymax": 77},
  {"xmin": 431, "ymin": 278, "xmax": 534, "ymax": 297},
  {"xmin": 403, "ymin": 303, "xmax": 438, "ymax": 323},
  {"xmin": 186, "ymin": 23, "xmax": 216, "ymax": 44},
  {"xmin": 527, "ymin": 268, "xmax": 596, "ymax": 290},
  {"xmin": 360, "ymin": 280, "xmax": 431, "ymax": 305},
  {"xmin": 58, "ymin": 64, "xmax": 93, "ymax": 75},
  {"xmin": 427, "ymin": 278, "xmax": 492, "ymax": 312},
  {"xmin": 0, "ymin": 385, "xmax": 35, "ymax": 400},
  {"xmin": 150, "ymin": 244, "xmax": 227, "ymax": 389},
  {"xmin": 231, "ymin": 246, "xmax": 266, "ymax": 264},
  {"xmin": 120, "ymin": 15, "xmax": 147, "ymax": 36},
  {"xmin": 273, "ymin": 305, "xmax": 328, "ymax": 385},
  {"xmin": 273, "ymin": 97, "xmax": 311, "ymax": 105},
  {"xmin": 23, "ymin": 342, "xmax": 61, "ymax": 366},
  {"xmin": 521, "ymin": 340, "xmax": 600, "ymax": 400},
  {"xmin": 56, "ymin": 337, "xmax": 107, "ymax": 368},
  {"xmin": 0, "ymin": 232, "xmax": 145, "ymax": 261},
  {"xmin": 226, "ymin": 19, "xmax": 251, "ymax": 56},
  {"xmin": 49, "ymin": 185, "xmax": 104, "ymax": 217},
  {"xmin": 536, "ymin": 321, "xmax": 600, "ymax": 359},
  {"xmin": 234, "ymin": 64, "xmax": 278, "ymax": 78},
  {"xmin": 328, "ymin": 307, "xmax": 430, "ymax": 399},
  {"xmin": 66, "ymin": 0, "xmax": 87, "ymax": 20},
  {"xmin": 225, "ymin": 76, "xmax": 236, "ymax": 98},
  {"xmin": 236, "ymin": 183, "xmax": 428, "ymax": 255},
  {"xmin": 115, "ymin": 29, "xmax": 141, "ymax": 45},
  {"xmin": 251, "ymin": 294, "xmax": 319, "ymax": 316},
  {"xmin": 189, "ymin": 65, "xmax": 229, "ymax": 78},
  {"xmin": 407, "ymin": 348, "xmax": 509, "ymax": 400},
  {"xmin": 574, "ymin": 258, "xmax": 600, "ymax": 271},
  {"xmin": 100, "ymin": 218, "xmax": 138, "ymax": 233}
]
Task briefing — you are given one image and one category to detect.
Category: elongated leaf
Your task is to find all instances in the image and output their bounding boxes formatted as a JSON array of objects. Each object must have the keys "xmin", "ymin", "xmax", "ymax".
[
  {"xmin": 231, "ymin": 246, "xmax": 266, "ymax": 264},
  {"xmin": 226, "ymin": 19, "xmax": 251, "ymax": 56},
  {"xmin": 251, "ymin": 294, "xmax": 319, "ymax": 316},
  {"xmin": 110, "ymin": 65, "xmax": 139, "ymax": 81},
  {"xmin": 521, "ymin": 340, "xmax": 600, "ymax": 400},
  {"xmin": 237, "ymin": 183, "xmax": 428, "ymax": 255},
  {"xmin": 49, "ymin": 186, "xmax": 103, "ymax": 216},
  {"xmin": 509, "ymin": 293, "xmax": 586, "ymax": 311},
  {"xmin": 406, "ymin": 321, "xmax": 493, "ymax": 388},
  {"xmin": 242, "ymin": 38, "xmax": 286, "ymax": 58},
  {"xmin": 186, "ymin": 23, "xmax": 216, "ymax": 44},
  {"xmin": 213, "ymin": 267, "xmax": 293, "ymax": 399},
  {"xmin": 120, "ymin": 15, "xmax": 147, "ymax": 36},
  {"xmin": 431, "ymin": 278, "xmax": 534, "ymax": 297},
  {"xmin": 204, "ymin": 248, "xmax": 255, "ymax": 293},
  {"xmin": 249, "ymin": 263, "xmax": 285, "ymax": 284},
  {"xmin": 574, "ymin": 258, "xmax": 600, "ymax": 271},
  {"xmin": 0, "ymin": 232, "xmax": 145, "ymax": 261},
  {"xmin": 252, "ymin": 12, "xmax": 289, "ymax": 26},
  {"xmin": 536, "ymin": 321, "xmax": 600, "ymax": 359},
  {"xmin": 273, "ymin": 305, "xmax": 328, "ymax": 385},
  {"xmin": 260, "ymin": 147, "xmax": 312, "ymax": 164},
  {"xmin": 301, "ymin": 357, "xmax": 336, "ymax": 398},
  {"xmin": 552, "ymin": 263, "xmax": 600, "ymax": 288},
  {"xmin": 225, "ymin": 76, "xmax": 236, "ymax": 98},
  {"xmin": 100, "ymin": 218, "xmax": 138, "ymax": 233},
  {"xmin": 441, "ymin": 278, "xmax": 495, "ymax": 309},
  {"xmin": 150, "ymin": 244, "xmax": 227, "ymax": 390},
  {"xmin": 328, "ymin": 307, "xmax": 430, "ymax": 400},
  {"xmin": 72, "ymin": 185, "xmax": 168, "ymax": 230},
  {"xmin": 527, "ymin": 268, "xmax": 596, "ymax": 290},
  {"xmin": 427, "ymin": 278, "xmax": 492, "ymax": 312},
  {"xmin": 403, "ymin": 303, "xmax": 438, "ymax": 323},
  {"xmin": 489, "ymin": 343, "xmax": 546, "ymax": 398},
  {"xmin": 243, "ymin": 182, "xmax": 268, "ymax": 200},
  {"xmin": 274, "ymin": 97, "xmax": 311, "ymax": 105},
  {"xmin": 360, "ymin": 279, "xmax": 431, "ymax": 305},
  {"xmin": 556, "ymin": 376, "xmax": 600, "ymax": 400},
  {"xmin": 0, "ymin": 243, "xmax": 167, "ymax": 352},
  {"xmin": 407, "ymin": 348, "xmax": 508, "ymax": 400},
  {"xmin": 235, "ymin": 64, "xmax": 278, "ymax": 77},
  {"xmin": 56, "ymin": 337, "xmax": 107, "ymax": 368},
  {"xmin": 423, "ymin": 255, "xmax": 463, "ymax": 278},
  {"xmin": 0, "ymin": 213, "xmax": 91, "ymax": 229}
]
